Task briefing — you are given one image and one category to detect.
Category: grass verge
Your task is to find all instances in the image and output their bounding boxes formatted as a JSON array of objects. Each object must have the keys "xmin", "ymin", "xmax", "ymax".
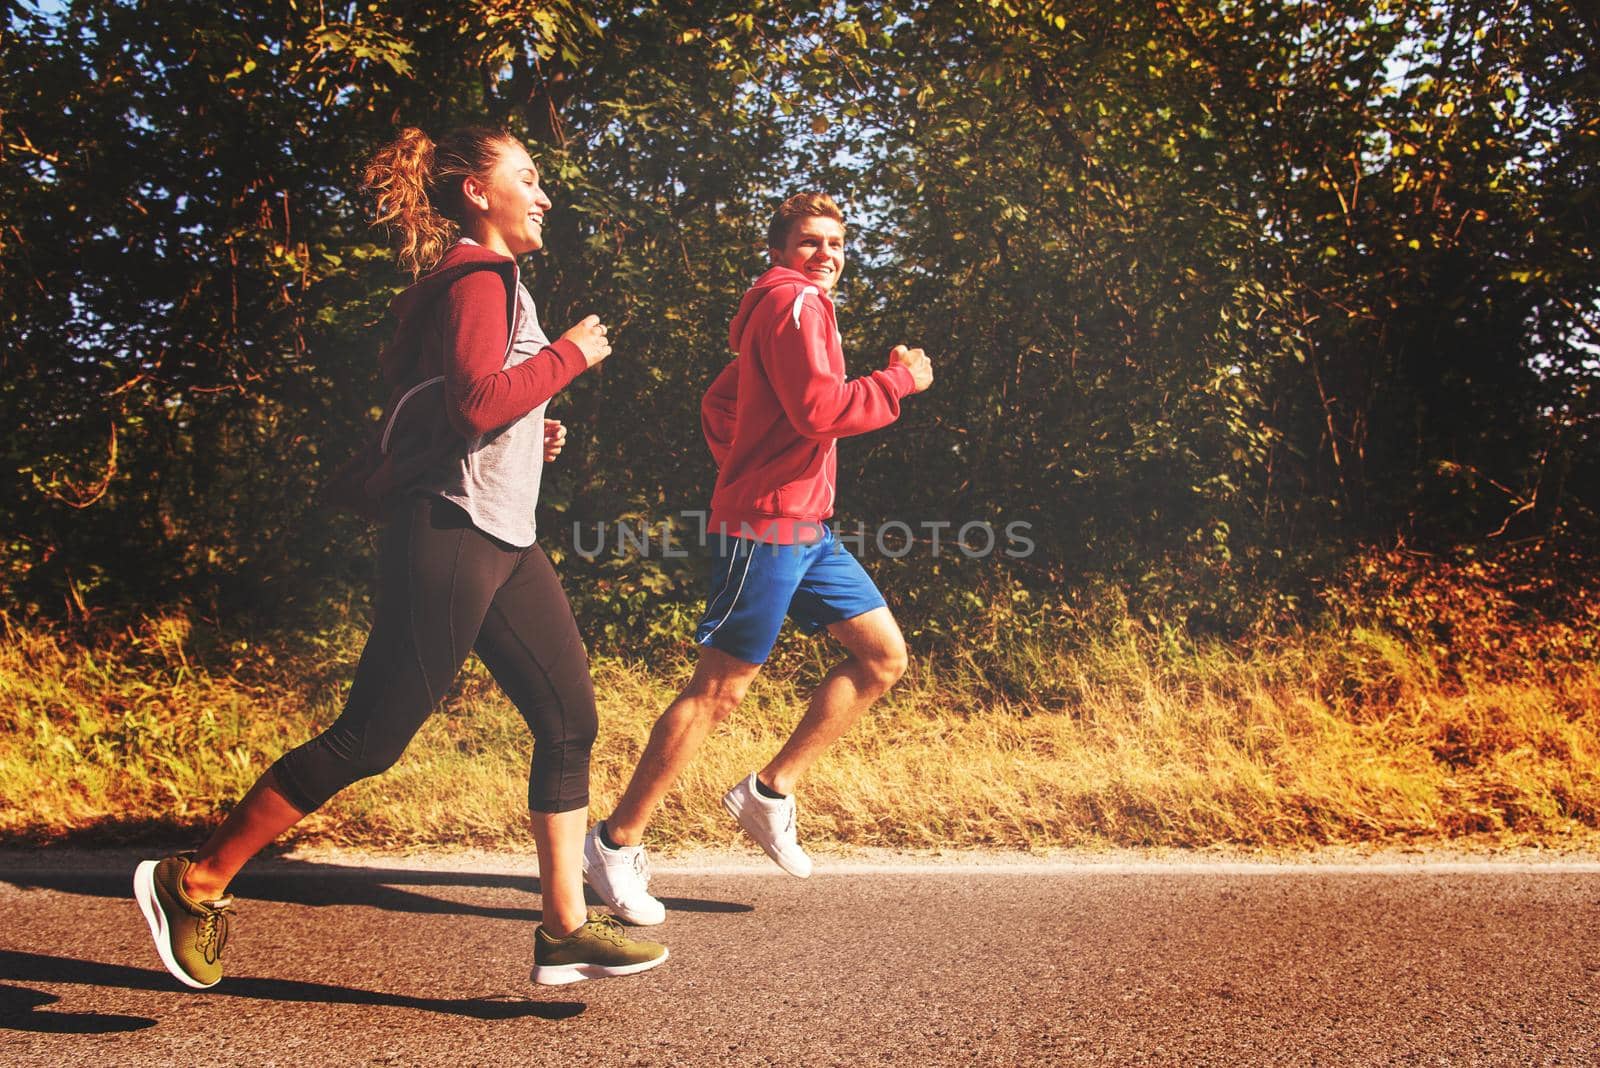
[{"xmin": 2, "ymin": 612, "xmax": 1597, "ymax": 851}]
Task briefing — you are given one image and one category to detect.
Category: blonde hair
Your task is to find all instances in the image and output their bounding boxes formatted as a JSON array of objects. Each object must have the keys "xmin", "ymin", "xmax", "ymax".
[
  {"xmin": 766, "ymin": 191, "xmax": 845, "ymax": 250},
  {"xmin": 362, "ymin": 125, "xmax": 519, "ymax": 276}
]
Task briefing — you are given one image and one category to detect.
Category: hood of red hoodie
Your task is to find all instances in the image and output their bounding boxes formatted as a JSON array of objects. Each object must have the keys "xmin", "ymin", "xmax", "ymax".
[
  {"xmin": 380, "ymin": 241, "xmax": 520, "ymax": 385},
  {"xmin": 728, "ymin": 266, "xmax": 834, "ymax": 353}
]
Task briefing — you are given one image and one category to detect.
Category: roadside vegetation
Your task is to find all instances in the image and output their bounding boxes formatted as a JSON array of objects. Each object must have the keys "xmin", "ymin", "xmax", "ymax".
[{"xmin": 6, "ymin": 548, "xmax": 1594, "ymax": 852}]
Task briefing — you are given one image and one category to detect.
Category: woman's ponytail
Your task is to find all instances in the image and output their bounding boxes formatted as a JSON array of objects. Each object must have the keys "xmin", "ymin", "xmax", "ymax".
[{"xmin": 363, "ymin": 125, "xmax": 517, "ymax": 277}]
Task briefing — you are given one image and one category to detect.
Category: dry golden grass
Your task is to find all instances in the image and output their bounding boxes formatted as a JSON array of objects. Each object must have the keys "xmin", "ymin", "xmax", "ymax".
[{"xmin": 3, "ymin": 611, "xmax": 1597, "ymax": 851}]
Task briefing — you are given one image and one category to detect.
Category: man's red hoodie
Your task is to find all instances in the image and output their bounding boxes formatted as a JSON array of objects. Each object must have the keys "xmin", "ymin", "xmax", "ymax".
[
  {"xmin": 325, "ymin": 240, "xmax": 586, "ymax": 517},
  {"xmin": 702, "ymin": 266, "xmax": 915, "ymax": 543}
]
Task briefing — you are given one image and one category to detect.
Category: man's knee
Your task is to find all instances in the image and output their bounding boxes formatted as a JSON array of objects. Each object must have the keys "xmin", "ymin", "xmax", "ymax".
[
  {"xmin": 863, "ymin": 641, "xmax": 908, "ymax": 692},
  {"xmin": 678, "ymin": 652, "xmax": 758, "ymax": 723},
  {"xmin": 689, "ymin": 684, "xmax": 746, "ymax": 726}
]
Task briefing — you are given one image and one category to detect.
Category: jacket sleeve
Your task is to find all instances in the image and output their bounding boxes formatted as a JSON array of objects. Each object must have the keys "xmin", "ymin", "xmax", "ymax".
[
  {"xmin": 440, "ymin": 272, "xmax": 588, "ymax": 438},
  {"xmin": 701, "ymin": 359, "xmax": 740, "ymax": 466},
  {"xmin": 760, "ymin": 291, "xmax": 916, "ymax": 440}
]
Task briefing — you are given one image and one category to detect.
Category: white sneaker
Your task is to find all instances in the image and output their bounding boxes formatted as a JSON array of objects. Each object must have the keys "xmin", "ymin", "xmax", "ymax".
[
  {"xmin": 581, "ymin": 824, "xmax": 666, "ymax": 926},
  {"xmin": 721, "ymin": 773, "xmax": 813, "ymax": 878}
]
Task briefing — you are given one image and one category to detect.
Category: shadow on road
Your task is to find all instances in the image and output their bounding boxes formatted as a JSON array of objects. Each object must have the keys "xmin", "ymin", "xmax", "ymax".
[
  {"xmin": 3, "ymin": 861, "xmax": 753, "ymax": 922},
  {"xmin": 0, "ymin": 982, "xmax": 156, "ymax": 1034},
  {"xmin": 0, "ymin": 952, "xmax": 585, "ymax": 1022}
]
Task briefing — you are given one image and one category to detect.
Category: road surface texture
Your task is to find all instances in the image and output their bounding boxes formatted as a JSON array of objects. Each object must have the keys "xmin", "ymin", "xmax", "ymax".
[{"xmin": 2, "ymin": 848, "xmax": 1597, "ymax": 1066}]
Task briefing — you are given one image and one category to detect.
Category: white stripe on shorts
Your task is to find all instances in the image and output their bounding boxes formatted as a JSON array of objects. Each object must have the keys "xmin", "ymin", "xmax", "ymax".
[{"xmin": 701, "ymin": 538, "xmax": 757, "ymax": 641}]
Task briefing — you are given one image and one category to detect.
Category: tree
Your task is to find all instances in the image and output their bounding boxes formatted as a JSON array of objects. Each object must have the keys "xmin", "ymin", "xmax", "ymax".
[{"xmin": 3, "ymin": 0, "xmax": 1594, "ymax": 641}]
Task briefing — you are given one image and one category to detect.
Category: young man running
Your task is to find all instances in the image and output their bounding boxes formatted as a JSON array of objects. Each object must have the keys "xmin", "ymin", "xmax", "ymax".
[{"xmin": 583, "ymin": 192, "xmax": 933, "ymax": 924}]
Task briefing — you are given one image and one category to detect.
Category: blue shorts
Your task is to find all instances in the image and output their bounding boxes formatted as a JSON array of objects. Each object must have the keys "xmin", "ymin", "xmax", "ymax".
[{"xmin": 694, "ymin": 526, "xmax": 887, "ymax": 665}]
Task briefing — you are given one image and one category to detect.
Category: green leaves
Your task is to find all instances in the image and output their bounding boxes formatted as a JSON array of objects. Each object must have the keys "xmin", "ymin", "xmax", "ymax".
[
  {"xmin": 1, "ymin": 0, "xmax": 1593, "ymax": 640},
  {"xmin": 308, "ymin": 22, "xmax": 415, "ymax": 76}
]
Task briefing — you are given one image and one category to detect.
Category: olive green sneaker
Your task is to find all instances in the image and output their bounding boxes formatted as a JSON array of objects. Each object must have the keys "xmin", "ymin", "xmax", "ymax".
[
  {"xmin": 133, "ymin": 854, "xmax": 234, "ymax": 989},
  {"xmin": 531, "ymin": 910, "xmax": 669, "ymax": 986}
]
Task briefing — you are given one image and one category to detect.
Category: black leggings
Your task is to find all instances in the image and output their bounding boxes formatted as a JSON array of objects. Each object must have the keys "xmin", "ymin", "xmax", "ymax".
[{"xmin": 272, "ymin": 495, "xmax": 597, "ymax": 814}]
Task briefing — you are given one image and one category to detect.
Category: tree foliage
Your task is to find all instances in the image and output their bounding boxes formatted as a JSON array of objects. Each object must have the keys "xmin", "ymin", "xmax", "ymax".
[{"xmin": 2, "ymin": 0, "xmax": 1595, "ymax": 643}]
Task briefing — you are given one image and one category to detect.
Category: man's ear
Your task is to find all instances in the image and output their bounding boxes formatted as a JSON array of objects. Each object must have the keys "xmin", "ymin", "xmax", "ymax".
[{"xmin": 461, "ymin": 174, "xmax": 490, "ymax": 213}]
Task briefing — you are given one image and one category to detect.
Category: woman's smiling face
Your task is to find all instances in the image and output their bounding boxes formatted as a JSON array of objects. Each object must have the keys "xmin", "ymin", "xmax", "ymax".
[{"xmin": 465, "ymin": 139, "xmax": 552, "ymax": 257}]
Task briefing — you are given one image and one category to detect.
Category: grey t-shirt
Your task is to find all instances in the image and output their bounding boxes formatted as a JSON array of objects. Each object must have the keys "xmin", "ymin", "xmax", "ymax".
[{"xmin": 427, "ymin": 282, "xmax": 553, "ymax": 548}]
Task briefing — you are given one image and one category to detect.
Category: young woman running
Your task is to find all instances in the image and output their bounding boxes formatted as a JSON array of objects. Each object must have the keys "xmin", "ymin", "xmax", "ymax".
[{"xmin": 133, "ymin": 125, "xmax": 667, "ymax": 989}]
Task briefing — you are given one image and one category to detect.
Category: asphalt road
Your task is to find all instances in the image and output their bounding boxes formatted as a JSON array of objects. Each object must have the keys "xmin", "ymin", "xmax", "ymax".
[{"xmin": 1, "ymin": 849, "xmax": 1597, "ymax": 1066}]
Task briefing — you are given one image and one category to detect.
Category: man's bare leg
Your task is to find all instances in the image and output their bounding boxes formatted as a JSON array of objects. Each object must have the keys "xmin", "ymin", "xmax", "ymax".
[
  {"xmin": 604, "ymin": 645, "xmax": 763, "ymax": 846},
  {"xmin": 717, "ymin": 606, "xmax": 908, "ymax": 876},
  {"xmin": 760, "ymin": 606, "xmax": 908, "ymax": 795}
]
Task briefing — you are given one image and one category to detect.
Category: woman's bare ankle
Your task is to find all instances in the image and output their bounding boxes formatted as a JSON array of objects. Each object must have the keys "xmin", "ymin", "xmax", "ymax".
[
  {"xmin": 181, "ymin": 857, "xmax": 230, "ymax": 903},
  {"xmin": 543, "ymin": 908, "xmax": 589, "ymax": 939}
]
